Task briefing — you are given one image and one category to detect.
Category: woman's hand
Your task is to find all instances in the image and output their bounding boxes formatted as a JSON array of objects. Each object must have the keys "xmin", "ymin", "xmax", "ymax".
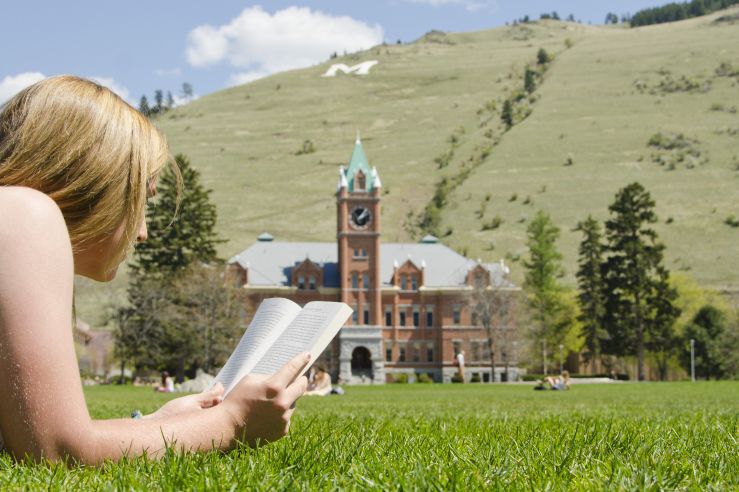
[
  {"xmin": 221, "ymin": 353, "xmax": 310, "ymax": 447},
  {"xmin": 145, "ymin": 383, "xmax": 225, "ymax": 420}
]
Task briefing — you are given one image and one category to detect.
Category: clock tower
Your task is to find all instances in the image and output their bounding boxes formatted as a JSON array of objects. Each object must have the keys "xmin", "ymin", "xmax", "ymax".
[{"xmin": 336, "ymin": 135, "xmax": 385, "ymax": 384}]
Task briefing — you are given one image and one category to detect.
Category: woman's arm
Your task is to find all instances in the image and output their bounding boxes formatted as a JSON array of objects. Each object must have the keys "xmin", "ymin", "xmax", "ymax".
[{"xmin": 0, "ymin": 188, "xmax": 307, "ymax": 464}]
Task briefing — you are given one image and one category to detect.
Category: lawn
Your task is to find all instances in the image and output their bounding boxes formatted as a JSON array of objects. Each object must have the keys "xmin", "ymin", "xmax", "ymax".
[{"xmin": 1, "ymin": 383, "xmax": 737, "ymax": 490}]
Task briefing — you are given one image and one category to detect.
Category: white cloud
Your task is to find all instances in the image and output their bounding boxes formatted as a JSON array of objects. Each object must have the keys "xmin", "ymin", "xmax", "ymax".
[
  {"xmin": 0, "ymin": 72, "xmax": 46, "ymax": 103},
  {"xmin": 404, "ymin": 0, "xmax": 497, "ymax": 12},
  {"xmin": 90, "ymin": 76, "xmax": 133, "ymax": 105},
  {"xmin": 186, "ymin": 6, "xmax": 384, "ymax": 84}
]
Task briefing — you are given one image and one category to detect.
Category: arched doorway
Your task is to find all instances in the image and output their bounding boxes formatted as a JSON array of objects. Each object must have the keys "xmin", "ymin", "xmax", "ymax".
[{"xmin": 351, "ymin": 346, "xmax": 373, "ymax": 380}]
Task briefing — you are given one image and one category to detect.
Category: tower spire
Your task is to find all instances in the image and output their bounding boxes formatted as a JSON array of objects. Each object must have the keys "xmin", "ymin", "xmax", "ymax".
[{"xmin": 356, "ymin": 129, "xmax": 361, "ymax": 145}]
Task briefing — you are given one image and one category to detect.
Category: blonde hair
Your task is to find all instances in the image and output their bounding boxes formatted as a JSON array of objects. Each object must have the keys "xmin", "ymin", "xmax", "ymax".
[{"xmin": 0, "ymin": 75, "xmax": 175, "ymax": 264}]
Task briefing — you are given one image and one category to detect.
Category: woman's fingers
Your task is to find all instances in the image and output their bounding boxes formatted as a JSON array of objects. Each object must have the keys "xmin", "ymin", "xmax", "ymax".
[
  {"xmin": 198, "ymin": 382, "xmax": 224, "ymax": 408},
  {"xmin": 270, "ymin": 352, "xmax": 311, "ymax": 389},
  {"xmin": 281, "ymin": 376, "xmax": 308, "ymax": 408}
]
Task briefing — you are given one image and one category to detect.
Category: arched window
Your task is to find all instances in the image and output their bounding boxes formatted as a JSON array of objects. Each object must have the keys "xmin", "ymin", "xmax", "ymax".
[{"xmin": 356, "ymin": 170, "xmax": 366, "ymax": 191}]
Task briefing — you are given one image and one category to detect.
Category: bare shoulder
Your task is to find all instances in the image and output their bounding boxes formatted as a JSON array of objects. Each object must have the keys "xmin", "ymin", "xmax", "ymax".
[{"xmin": 0, "ymin": 186, "xmax": 71, "ymax": 263}]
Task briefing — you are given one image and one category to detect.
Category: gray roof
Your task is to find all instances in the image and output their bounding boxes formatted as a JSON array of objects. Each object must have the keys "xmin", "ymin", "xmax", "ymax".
[{"xmin": 231, "ymin": 240, "xmax": 516, "ymax": 289}]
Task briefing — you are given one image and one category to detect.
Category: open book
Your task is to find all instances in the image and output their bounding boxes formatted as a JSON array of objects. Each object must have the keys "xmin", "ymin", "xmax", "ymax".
[{"xmin": 213, "ymin": 298, "xmax": 353, "ymax": 396}]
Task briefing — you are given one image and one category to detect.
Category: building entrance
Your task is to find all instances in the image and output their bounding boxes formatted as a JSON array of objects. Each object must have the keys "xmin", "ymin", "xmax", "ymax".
[{"xmin": 351, "ymin": 346, "xmax": 373, "ymax": 380}]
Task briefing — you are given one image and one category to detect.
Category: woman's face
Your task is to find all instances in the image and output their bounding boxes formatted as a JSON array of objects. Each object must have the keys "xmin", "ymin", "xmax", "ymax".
[{"xmin": 73, "ymin": 200, "xmax": 149, "ymax": 282}]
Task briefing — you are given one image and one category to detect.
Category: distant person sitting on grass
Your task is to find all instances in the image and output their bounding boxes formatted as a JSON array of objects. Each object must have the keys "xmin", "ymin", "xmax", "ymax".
[
  {"xmin": 155, "ymin": 371, "xmax": 175, "ymax": 393},
  {"xmin": 306, "ymin": 366, "xmax": 332, "ymax": 396},
  {"xmin": 534, "ymin": 370, "xmax": 570, "ymax": 391},
  {"xmin": 0, "ymin": 76, "xmax": 310, "ymax": 464}
]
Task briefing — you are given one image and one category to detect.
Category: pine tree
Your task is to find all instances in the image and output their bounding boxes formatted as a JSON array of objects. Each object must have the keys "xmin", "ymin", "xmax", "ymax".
[
  {"xmin": 537, "ymin": 48, "xmax": 550, "ymax": 65},
  {"xmin": 524, "ymin": 67, "xmax": 537, "ymax": 94},
  {"xmin": 523, "ymin": 210, "xmax": 570, "ymax": 374},
  {"xmin": 138, "ymin": 95, "xmax": 151, "ymax": 117},
  {"xmin": 501, "ymin": 99, "xmax": 514, "ymax": 129},
  {"xmin": 132, "ymin": 153, "xmax": 221, "ymax": 275},
  {"xmin": 181, "ymin": 82, "xmax": 193, "ymax": 101},
  {"xmin": 575, "ymin": 216, "xmax": 606, "ymax": 371},
  {"xmin": 166, "ymin": 91, "xmax": 175, "ymax": 110},
  {"xmin": 153, "ymin": 89, "xmax": 164, "ymax": 113},
  {"xmin": 602, "ymin": 182, "xmax": 678, "ymax": 381}
]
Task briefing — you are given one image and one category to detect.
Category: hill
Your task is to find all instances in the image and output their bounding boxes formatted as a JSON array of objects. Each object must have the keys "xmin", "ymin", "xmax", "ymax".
[{"xmin": 75, "ymin": 9, "xmax": 739, "ymax": 325}]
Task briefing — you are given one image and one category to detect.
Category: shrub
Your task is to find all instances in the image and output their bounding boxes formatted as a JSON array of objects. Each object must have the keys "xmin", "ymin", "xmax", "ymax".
[
  {"xmin": 725, "ymin": 215, "xmax": 739, "ymax": 228},
  {"xmin": 295, "ymin": 140, "xmax": 316, "ymax": 155},
  {"xmin": 416, "ymin": 373, "xmax": 434, "ymax": 383},
  {"xmin": 482, "ymin": 215, "xmax": 503, "ymax": 231},
  {"xmin": 391, "ymin": 373, "xmax": 409, "ymax": 384}
]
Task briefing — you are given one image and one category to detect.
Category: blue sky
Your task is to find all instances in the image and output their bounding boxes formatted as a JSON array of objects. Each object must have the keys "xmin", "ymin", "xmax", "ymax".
[{"xmin": 1, "ymin": 1, "xmax": 664, "ymax": 104}]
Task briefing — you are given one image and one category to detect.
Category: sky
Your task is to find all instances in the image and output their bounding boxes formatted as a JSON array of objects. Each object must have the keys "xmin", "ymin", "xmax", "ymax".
[{"xmin": 1, "ymin": 1, "xmax": 665, "ymax": 105}]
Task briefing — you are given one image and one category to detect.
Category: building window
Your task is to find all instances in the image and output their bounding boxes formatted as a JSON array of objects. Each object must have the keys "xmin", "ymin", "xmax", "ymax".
[
  {"xmin": 399, "ymin": 345, "xmax": 406, "ymax": 362},
  {"xmin": 352, "ymin": 304, "xmax": 359, "ymax": 324},
  {"xmin": 362, "ymin": 248, "xmax": 367, "ymax": 257},
  {"xmin": 453, "ymin": 341, "xmax": 462, "ymax": 357},
  {"xmin": 411, "ymin": 275, "xmax": 418, "ymax": 291},
  {"xmin": 426, "ymin": 306, "xmax": 434, "ymax": 328},
  {"xmin": 363, "ymin": 274, "xmax": 370, "ymax": 290},
  {"xmin": 309, "ymin": 275, "xmax": 316, "ymax": 290},
  {"xmin": 399, "ymin": 311, "xmax": 406, "ymax": 327},
  {"xmin": 400, "ymin": 274, "xmax": 407, "ymax": 290},
  {"xmin": 352, "ymin": 272, "xmax": 358, "ymax": 289},
  {"xmin": 427, "ymin": 344, "xmax": 434, "ymax": 362},
  {"xmin": 385, "ymin": 306, "xmax": 392, "ymax": 327},
  {"xmin": 471, "ymin": 341, "xmax": 481, "ymax": 362},
  {"xmin": 353, "ymin": 248, "xmax": 359, "ymax": 258},
  {"xmin": 356, "ymin": 171, "xmax": 366, "ymax": 191},
  {"xmin": 386, "ymin": 346, "xmax": 393, "ymax": 362},
  {"xmin": 412, "ymin": 343, "xmax": 420, "ymax": 362},
  {"xmin": 453, "ymin": 305, "xmax": 461, "ymax": 325},
  {"xmin": 297, "ymin": 275, "xmax": 305, "ymax": 289},
  {"xmin": 412, "ymin": 306, "xmax": 420, "ymax": 327},
  {"xmin": 363, "ymin": 306, "xmax": 370, "ymax": 325}
]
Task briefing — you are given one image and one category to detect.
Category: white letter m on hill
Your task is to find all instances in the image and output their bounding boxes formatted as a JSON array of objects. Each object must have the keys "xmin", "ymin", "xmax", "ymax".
[{"xmin": 322, "ymin": 61, "xmax": 378, "ymax": 77}]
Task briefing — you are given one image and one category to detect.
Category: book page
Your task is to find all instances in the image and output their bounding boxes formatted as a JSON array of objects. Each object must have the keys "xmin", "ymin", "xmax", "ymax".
[
  {"xmin": 214, "ymin": 298, "xmax": 302, "ymax": 396},
  {"xmin": 251, "ymin": 301, "xmax": 352, "ymax": 376}
]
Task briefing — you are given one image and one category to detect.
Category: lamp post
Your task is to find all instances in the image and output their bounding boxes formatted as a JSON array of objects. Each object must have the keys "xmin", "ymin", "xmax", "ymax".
[
  {"xmin": 559, "ymin": 344, "xmax": 564, "ymax": 374},
  {"xmin": 690, "ymin": 338, "xmax": 695, "ymax": 382}
]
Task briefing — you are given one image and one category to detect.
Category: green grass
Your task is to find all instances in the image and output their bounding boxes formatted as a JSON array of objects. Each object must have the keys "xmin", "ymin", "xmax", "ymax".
[{"xmin": 2, "ymin": 383, "xmax": 737, "ymax": 489}]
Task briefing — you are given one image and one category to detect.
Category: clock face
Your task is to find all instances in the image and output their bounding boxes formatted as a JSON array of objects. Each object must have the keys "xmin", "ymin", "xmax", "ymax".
[{"xmin": 350, "ymin": 206, "xmax": 372, "ymax": 229}]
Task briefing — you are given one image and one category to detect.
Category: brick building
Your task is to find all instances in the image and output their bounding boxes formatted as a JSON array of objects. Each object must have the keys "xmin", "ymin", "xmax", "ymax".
[{"xmin": 228, "ymin": 137, "xmax": 521, "ymax": 383}]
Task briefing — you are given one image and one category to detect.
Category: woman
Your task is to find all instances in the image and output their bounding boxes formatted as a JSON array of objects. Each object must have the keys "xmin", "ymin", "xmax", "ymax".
[{"xmin": 0, "ymin": 76, "xmax": 309, "ymax": 463}]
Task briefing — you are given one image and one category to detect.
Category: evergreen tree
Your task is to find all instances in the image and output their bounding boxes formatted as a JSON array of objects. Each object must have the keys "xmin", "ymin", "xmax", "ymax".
[
  {"xmin": 138, "ymin": 95, "xmax": 151, "ymax": 117},
  {"xmin": 601, "ymin": 182, "xmax": 678, "ymax": 381},
  {"xmin": 501, "ymin": 99, "xmax": 514, "ymax": 129},
  {"xmin": 132, "ymin": 153, "xmax": 221, "ymax": 275},
  {"xmin": 537, "ymin": 48, "xmax": 550, "ymax": 65},
  {"xmin": 575, "ymin": 216, "xmax": 606, "ymax": 371},
  {"xmin": 153, "ymin": 89, "xmax": 164, "ymax": 113},
  {"xmin": 181, "ymin": 82, "xmax": 193, "ymax": 101},
  {"xmin": 523, "ymin": 210, "xmax": 571, "ymax": 374},
  {"xmin": 166, "ymin": 91, "xmax": 175, "ymax": 110},
  {"xmin": 524, "ymin": 67, "xmax": 537, "ymax": 94}
]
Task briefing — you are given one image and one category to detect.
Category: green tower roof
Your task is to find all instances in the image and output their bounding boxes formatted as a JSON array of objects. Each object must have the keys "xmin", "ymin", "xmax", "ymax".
[{"xmin": 344, "ymin": 136, "xmax": 377, "ymax": 192}]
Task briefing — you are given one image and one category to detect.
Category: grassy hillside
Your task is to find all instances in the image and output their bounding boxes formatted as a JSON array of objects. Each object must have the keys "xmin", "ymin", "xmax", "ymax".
[{"xmin": 75, "ymin": 10, "xmax": 739, "ymax": 325}]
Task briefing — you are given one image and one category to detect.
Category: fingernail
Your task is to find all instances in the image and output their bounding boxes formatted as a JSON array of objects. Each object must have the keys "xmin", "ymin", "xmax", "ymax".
[{"xmin": 304, "ymin": 352, "xmax": 311, "ymax": 360}]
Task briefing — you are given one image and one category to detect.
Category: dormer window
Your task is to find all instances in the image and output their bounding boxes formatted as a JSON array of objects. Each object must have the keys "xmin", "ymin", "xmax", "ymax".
[
  {"xmin": 356, "ymin": 170, "xmax": 366, "ymax": 191},
  {"xmin": 309, "ymin": 275, "xmax": 316, "ymax": 290},
  {"xmin": 298, "ymin": 275, "xmax": 305, "ymax": 290},
  {"xmin": 411, "ymin": 275, "xmax": 418, "ymax": 291},
  {"xmin": 400, "ymin": 274, "xmax": 407, "ymax": 290}
]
